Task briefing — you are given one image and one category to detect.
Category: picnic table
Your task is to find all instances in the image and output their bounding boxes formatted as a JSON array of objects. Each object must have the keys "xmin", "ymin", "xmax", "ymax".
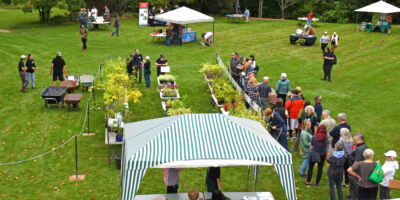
[
  {"xmin": 64, "ymin": 93, "xmax": 83, "ymax": 111},
  {"xmin": 226, "ymin": 14, "xmax": 246, "ymax": 23},
  {"xmin": 60, "ymin": 80, "xmax": 78, "ymax": 93}
]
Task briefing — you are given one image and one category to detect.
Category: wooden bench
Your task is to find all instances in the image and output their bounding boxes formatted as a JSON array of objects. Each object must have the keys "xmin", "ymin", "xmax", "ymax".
[{"xmin": 64, "ymin": 93, "xmax": 83, "ymax": 111}]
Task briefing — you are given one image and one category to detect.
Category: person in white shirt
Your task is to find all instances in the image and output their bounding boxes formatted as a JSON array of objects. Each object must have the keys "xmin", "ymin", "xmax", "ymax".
[
  {"xmin": 380, "ymin": 150, "xmax": 399, "ymax": 200},
  {"xmin": 320, "ymin": 31, "xmax": 330, "ymax": 52},
  {"xmin": 201, "ymin": 32, "xmax": 213, "ymax": 47},
  {"xmin": 331, "ymin": 32, "xmax": 339, "ymax": 51}
]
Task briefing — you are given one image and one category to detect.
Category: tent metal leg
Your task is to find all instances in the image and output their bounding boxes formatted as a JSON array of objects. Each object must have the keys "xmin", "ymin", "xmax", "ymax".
[
  {"xmin": 254, "ymin": 166, "xmax": 259, "ymax": 192},
  {"xmin": 246, "ymin": 166, "xmax": 250, "ymax": 191},
  {"xmin": 212, "ymin": 22, "xmax": 215, "ymax": 45}
]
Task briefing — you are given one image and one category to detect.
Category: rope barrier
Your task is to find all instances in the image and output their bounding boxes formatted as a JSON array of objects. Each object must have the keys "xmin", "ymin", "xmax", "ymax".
[{"xmin": 0, "ymin": 57, "xmax": 106, "ymax": 166}]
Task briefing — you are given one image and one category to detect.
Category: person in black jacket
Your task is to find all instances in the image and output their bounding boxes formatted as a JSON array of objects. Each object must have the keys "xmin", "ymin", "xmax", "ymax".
[
  {"xmin": 322, "ymin": 47, "xmax": 336, "ymax": 82},
  {"xmin": 314, "ymin": 96, "xmax": 323, "ymax": 122},
  {"xmin": 348, "ymin": 133, "xmax": 368, "ymax": 200},
  {"xmin": 330, "ymin": 113, "xmax": 351, "ymax": 149},
  {"xmin": 133, "ymin": 49, "xmax": 143, "ymax": 83},
  {"xmin": 264, "ymin": 108, "xmax": 288, "ymax": 150},
  {"xmin": 327, "ymin": 143, "xmax": 347, "ymax": 200}
]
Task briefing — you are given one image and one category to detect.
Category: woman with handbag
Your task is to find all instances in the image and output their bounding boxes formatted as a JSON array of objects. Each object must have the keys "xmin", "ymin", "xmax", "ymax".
[
  {"xmin": 347, "ymin": 149, "xmax": 379, "ymax": 200},
  {"xmin": 306, "ymin": 125, "xmax": 329, "ymax": 187}
]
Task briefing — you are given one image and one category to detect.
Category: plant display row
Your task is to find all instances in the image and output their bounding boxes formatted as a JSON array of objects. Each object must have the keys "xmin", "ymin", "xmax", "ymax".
[
  {"xmin": 202, "ymin": 64, "xmax": 266, "ymax": 126},
  {"xmin": 157, "ymin": 74, "xmax": 191, "ymax": 116},
  {"xmin": 100, "ymin": 58, "xmax": 142, "ymax": 119}
]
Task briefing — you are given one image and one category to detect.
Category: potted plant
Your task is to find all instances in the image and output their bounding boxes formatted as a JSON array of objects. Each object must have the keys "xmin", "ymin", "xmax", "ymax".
[
  {"xmin": 201, "ymin": 64, "xmax": 225, "ymax": 80},
  {"xmin": 158, "ymin": 74, "xmax": 176, "ymax": 85}
]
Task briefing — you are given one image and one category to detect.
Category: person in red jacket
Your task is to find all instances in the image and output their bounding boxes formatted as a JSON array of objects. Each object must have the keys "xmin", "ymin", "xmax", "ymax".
[
  {"xmin": 307, "ymin": 11, "xmax": 313, "ymax": 25},
  {"xmin": 285, "ymin": 90, "xmax": 304, "ymax": 141}
]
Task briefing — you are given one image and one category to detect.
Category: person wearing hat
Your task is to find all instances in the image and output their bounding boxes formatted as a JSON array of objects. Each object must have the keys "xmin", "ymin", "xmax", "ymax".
[
  {"xmin": 380, "ymin": 150, "xmax": 399, "ymax": 200},
  {"xmin": 313, "ymin": 96, "xmax": 323, "ymax": 122},
  {"xmin": 155, "ymin": 54, "xmax": 168, "ymax": 77},
  {"xmin": 285, "ymin": 89, "xmax": 304, "ymax": 141},
  {"xmin": 320, "ymin": 31, "xmax": 330, "ymax": 52},
  {"xmin": 275, "ymin": 73, "xmax": 290, "ymax": 105},
  {"xmin": 50, "ymin": 52, "xmax": 68, "ymax": 86},
  {"xmin": 18, "ymin": 55, "xmax": 28, "ymax": 92},
  {"xmin": 143, "ymin": 56, "xmax": 151, "ymax": 88}
]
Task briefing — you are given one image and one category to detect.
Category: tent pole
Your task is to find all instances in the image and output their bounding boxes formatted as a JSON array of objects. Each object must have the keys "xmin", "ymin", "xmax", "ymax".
[
  {"xmin": 254, "ymin": 166, "xmax": 259, "ymax": 192},
  {"xmin": 212, "ymin": 22, "xmax": 215, "ymax": 46},
  {"xmin": 356, "ymin": 13, "xmax": 359, "ymax": 32},
  {"xmin": 246, "ymin": 166, "xmax": 250, "ymax": 192}
]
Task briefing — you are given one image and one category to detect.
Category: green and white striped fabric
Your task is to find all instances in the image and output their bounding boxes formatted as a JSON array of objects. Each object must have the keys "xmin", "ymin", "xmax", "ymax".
[{"xmin": 122, "ymin": 114, "xmax": 296, "ymax": 200}]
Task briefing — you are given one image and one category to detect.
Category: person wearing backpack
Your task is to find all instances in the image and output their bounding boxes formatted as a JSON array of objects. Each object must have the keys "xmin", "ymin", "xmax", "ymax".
[
  {"xmin": 306, "ymin": 125, "xmax": 329, "ymax": 187},
  {"xmin": 347, "ymin": 149, "xmax": 379, "ymax": 200},
  {"xmin": 327, "ymin": 142, "xmax": 347, "ymax": 200},
  {"xmin": 322, "ymin": 47, "xmax": 336, "ymax": 82}
]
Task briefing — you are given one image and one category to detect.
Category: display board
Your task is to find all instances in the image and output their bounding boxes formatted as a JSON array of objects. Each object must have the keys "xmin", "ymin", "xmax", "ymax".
[{"xmin": 139, "ymin": 2, "xmax": 148, "ymax": 26}]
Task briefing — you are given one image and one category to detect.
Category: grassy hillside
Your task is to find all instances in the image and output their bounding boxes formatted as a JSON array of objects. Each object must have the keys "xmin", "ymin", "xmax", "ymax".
[{"xmin": 0, "ymin": 8, "xmax": 399, "ymax": 199}]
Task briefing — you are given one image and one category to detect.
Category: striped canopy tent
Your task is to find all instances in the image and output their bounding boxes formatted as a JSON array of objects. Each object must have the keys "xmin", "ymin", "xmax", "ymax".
[{"xmin": 121, "ymin": 114, "xmax": 296, "ymax": 200}]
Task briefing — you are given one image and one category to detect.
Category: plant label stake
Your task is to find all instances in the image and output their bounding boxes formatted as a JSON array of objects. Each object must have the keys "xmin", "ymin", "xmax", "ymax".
[
  {"xmin": 69, "ymin": 136, "xmax": 85, "ymax": 181},
  {"xmin": 83, "ymin": 96, "xmax": 95, "ymax": 136}
]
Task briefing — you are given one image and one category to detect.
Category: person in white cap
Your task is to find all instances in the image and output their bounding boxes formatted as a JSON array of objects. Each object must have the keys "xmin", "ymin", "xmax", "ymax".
[
  {"xmin": 320, "ymin": 31, "xmax": 330, "ymax": 52},
  {"xmin": 18, "ymin": 55, "xmax": 28, "ymax": 92},
  {"xmin": 50, "ymin": 51, "xmax": 68, "ymax": 86},
  {"xmin": 143, "ymin": 56, "xmax": 151, "ymax": 88},
  {"xmin": 380, "ymin": 150, "xmax": 399, "ymax": 200}
]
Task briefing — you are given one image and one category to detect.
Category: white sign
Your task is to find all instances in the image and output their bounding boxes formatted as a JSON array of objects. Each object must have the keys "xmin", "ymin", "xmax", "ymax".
[
  {"xmin": 139, "ymin": 8, "xmax": 148, "ymax": 26},
  {"xmin": 161, "ymin": 66, "xmax": 170, "ymax": 73}
]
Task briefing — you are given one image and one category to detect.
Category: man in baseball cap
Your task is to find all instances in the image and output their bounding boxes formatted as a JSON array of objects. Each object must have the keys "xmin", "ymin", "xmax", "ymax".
[
  {"xmin": 18, "ymin": 55, "xmax": 28, "ymax": 92},
  {"xmin": 380, "ymin": 150, "xmax": 399, "ymax": 199}
]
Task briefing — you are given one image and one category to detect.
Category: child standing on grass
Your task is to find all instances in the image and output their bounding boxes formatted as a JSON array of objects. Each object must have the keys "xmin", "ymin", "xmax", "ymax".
[
  {"xmin": 80, "ymin": 24, "xmax": 88, "ymax": 50},
  {"xmin": 112, "ymin": 15, "xmax": 120, "ymax": 37}
]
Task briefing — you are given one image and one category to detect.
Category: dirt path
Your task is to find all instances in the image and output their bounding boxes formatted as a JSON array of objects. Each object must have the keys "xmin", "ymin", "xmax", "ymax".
[{"xmin": 0, "ymin": 29, "xmax": 11, "ymax": 33}]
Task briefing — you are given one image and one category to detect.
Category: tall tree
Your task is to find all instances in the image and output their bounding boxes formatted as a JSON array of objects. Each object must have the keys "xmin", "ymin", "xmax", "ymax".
[
  {"xmin": 258, "ymin": 0, "xmax": 263, "ymax": 18},
  {"xmin": 13, "ymin": 0, "xmax": 61, "ymax": 23},
  {"xmin": 275, "ymin": 0, "xmax": 297, "ymax": 19}
]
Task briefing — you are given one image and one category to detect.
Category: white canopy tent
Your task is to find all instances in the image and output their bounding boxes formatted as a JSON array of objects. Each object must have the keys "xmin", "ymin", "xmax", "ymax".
[
  {"xmin": 154, "ymin": 6, "xmax": 215, "ymax": 44},
  {"xmin": 155, "ymin": 6, "xmax": 214, "ymax": 24},
  {"xmin": 121, "ymin": 114, "xmax": 297, "ymax": 200},
  {"xmin": 355, "ymin": 0, "xmax": 400, "ymax": 14}
]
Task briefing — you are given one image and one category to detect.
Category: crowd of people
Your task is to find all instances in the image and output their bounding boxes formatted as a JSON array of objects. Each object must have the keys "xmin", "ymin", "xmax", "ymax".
[{"xmin": 228, "ymin": 51, "xmax": 398, "ymax": 200}]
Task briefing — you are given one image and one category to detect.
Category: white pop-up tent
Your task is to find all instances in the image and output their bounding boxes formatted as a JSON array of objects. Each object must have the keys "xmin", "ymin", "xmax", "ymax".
[
  {"xmin": 155, "ymin": 6, "xmax": 214, "ymax": 24},
  {"xmin": 154, "ymin": 6, "xmax": 215, "ymax": 43},
  {"xmin": 355, "ymin": 0, "xmax": 400, "ymax": 14},
  {"xmin": 120, "ymin": 114, "xmax": 297, "ymax": 200}
]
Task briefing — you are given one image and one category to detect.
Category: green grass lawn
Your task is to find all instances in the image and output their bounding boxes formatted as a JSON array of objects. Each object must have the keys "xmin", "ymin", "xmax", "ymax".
[{"xmin": 0, "ymin": 8, "xmax": 400, "ymax": 200}]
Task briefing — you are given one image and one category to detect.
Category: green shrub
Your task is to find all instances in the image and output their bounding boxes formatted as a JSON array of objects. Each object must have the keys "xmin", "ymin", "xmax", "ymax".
[{"xmin": 22, "ymin": 5, "xmax": 33, "ymax": 13}]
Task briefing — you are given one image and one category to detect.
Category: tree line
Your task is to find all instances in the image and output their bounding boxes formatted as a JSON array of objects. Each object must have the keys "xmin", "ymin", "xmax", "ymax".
[{"xmin": 3, "ymin": 0, "xmax": 399, "ymax": 23}]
